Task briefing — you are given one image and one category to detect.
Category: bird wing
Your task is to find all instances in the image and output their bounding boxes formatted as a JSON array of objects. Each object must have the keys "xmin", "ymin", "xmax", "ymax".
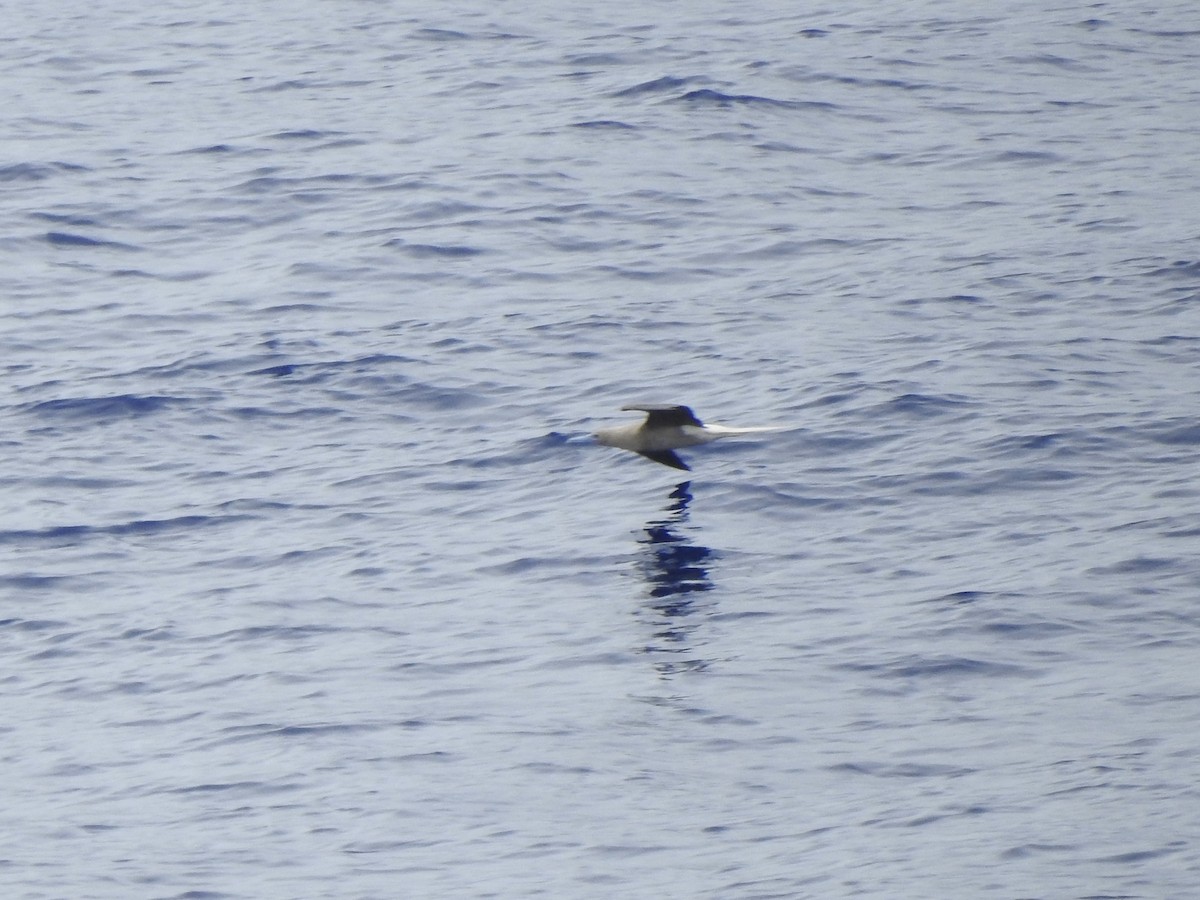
[
  {"xmin": 621, "ymin": 404, "xmax": 704, "ymax": 428},
  {"xmin": 636, "ymin": 449, "xmax": 691, "ymax": 471}
]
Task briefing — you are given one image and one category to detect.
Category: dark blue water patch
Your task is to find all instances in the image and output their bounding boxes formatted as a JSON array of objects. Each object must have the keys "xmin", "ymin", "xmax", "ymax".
[
  {"xmin": 1163, "ymin": 525, "xmax": 1200, "ymax": 538},
  {"xmin": 253, "ymin": 364, "xmax": 300, "ymax": 378},
  {"xmin": 245, "ymin": 353, "xmax": 414, "ymax": 383},
  {"xmin": 712, "ymin": 237, "xmax": 856, "ymax": 261},
  {"xmin": 949, "ymin": 149, "xmax": 1063, "ymax": 169},
  {"xmin": 899, "ymin": 293, "xmax": 989, "ymax": 308},
  {"xmin": 1141, "ymin": 334, "xmax": 1200, "ymax": 351},
  {"xmin": 213, "ymin": 496, "xmax": 295, "ymax": 518},
  {"xmin": 24, "ymin": 393, "xmax": 189, "ymax": 421},
  {"xmin": 128, "ymin": 66, "xmax": 180, "ymax": 78},
  {"xmin": 1093, "ymin": 845, "xmax": 1185, "ymax": 864},
  {"xmin": 43, "ymin": 231, "xmax": 139, "ymax": 250},
  {"xmin": 1001, "ymin": 842, "xmax": 1079, "ymax": 860},
  {"xmin": 1129, "ymin": 26, "xmax": 1200, "ymax": 38},
  {"xmin": 754, "ymin": 140, "xmax": 822, "ymax": 155},
  {"xmin": 873, "ymin": 463, "xmax": 1080, "ymax": 499},
  {"xmin": 127, "ymin": 268, "xmax": 213, "ymax": 283},
  {"xmin": 1147, "ymin": 421, "xmax": 1200, "ymax": 446},
  {"xmin": 1003, "ymin": 53, "xmax": 1100, "ymax": 73},
  {"xmin": 257, "ymin": 80, "xmax": 311, "ymax": 93},
  {"xmin": 533, "ymin": 431, "xmax": 573, "ymax": 450},
  {"xmin": 264, "ymin": 128, "xmax": 345, "ymax": 141},
  {"xmin": 395, "ymin": 198, "xmax": 488, "ymax": 223},
  {"xmin": 168, "ymin": 780, "xmax": 295, "ymax": 796},
  {"xmin": 677, "ymin": 89, "xmax": 837, "ymax": 113},
  {"xmin": 386, "ymin": 379, "xmax": 488, "ymax": 412},
  {"xmin": 0, "ymin": 574, "xmax": 80, "ymax": 591},
  {"xmin": 384, "ymin": 239, "xmax": 486, "ymax": 258},
  {"xmin": 392, "ymin": 656, "xmax": 523, "ymax": 686},
  {"xmin": 929, "ymin": 590, "xmax": 991, "ymax": 605},
  {"xmin": 1087, "ymin": 556, "xmax": 1178, "ymax": 576},
  {"xmin": 120, "ymin": 626, "xmax": 179, "ymax": 642},
  {"xmin": 440, "ymin": 431, "xmax": 587, "ymax": 472},
  {"xmin": 837, "ymin": 654, "xmax": 1035, "ymax": 679},
  {"xmin": 224, "ymin": 404, "xmax": 345, "ymax": 421},
  {"xmin": 877, "ymin": 392, "xmax": 974, "ymax": 418},
  {"xmin": 709, "ymin": 609, "xmax": 777, "ymax": 623},
  {"xmin": 255, "ymin": 302, "xmax": 332, "ymax": 318},
  {"xmin": 901, "ymin": 806, "xmax": 990, "ymax": 828},
  {"xmin": 411, "ymin": 27, "xmax": 470, "ymax": 41},
  {"xmin": 564, "ymin": 52, "xmax": 637, "ymax": 68},
  {"xmin": 180, "ymin": 143, "xmax": 238, "ymax": 154},
  {"xmin": 27, "ymin": 645, "xmax": 78, "ymax": 661},
  {"xmin": 110, "ymin": 352, "xmax": 271, "ymax": 384},
  {"xmin": 719, "ymin": 481, "xmax": 853, "ymax": 513},
  {"xmin": 589, "ymin": 263, "xmax": 707, "ymax": 282},
  {"xmin": 1105, "ymin": 516, "xmax": 1193, "ymax": 538},
  {"xmin": 235, "ymin": 173, "xmax": 347, "ymax": 195},
  {"xmin": 828, "ymin": 761, "xmax": 978, "ymax": 779},
  {"xmin": 781, "ymin": 67, "xmax": 930, "ymax": 92},
  {"xmin": 254, "ymin": 168, "xmax": 395, "ymax": 199},
  {"xmin": 982, "ymin": 465, "xmax": 1081, "ymax": 488},
  {"xmin": 786, "ymin": 426, "xmax": 890, "ymax": 461},
  {"xmin": 612, "ymin": 75, "xmax": 710, "ymax": 97},
  {"xmin": 0, "ymin": 617, "xmax": 71, "ymax": 632},
  {"xmin": 0, "ymin": 514, "xmax": 255, "ymax": 548},
  {"xmin": 0, "ymin": 161, "xmax": 87, "ymax": 181},
  {"xmin": 979, "ymin": 619, "xmax": 1076, "ymax": 639},
  {"xmin": 30, "ymin": 211, "xmax": 100, "ymax": 227},
  {"xmin": 252, "ymin": 79, "xmax": 372, "ymax": 94},
  {"xmin": 986, "ymin": 432, "xmax": 1065, "ymax": 454},
  {"xmin": 110, "ymin": 267, "xmax": 166, "ymax": 279},
  {"xmin": 1154, "ymin": 259, "xmax": 1200, "ymax": 280},
  {"xmin": 348, "ymin": 566, "xmax": 388, "ymax": 578},
  {"xmin": 572, "ymin": 120, "xmax": 638, "ymax": 130},
  {"xmin": 192, "ymin": 624, "xmax": 356, "ymax": 649},
  {"xmin": 1078, "ymin": 216, "xmax": 1139, "ymax": 234},
  {"xmin": 260, "ymin": 723, "xmax": 385, "ymax": 739}
]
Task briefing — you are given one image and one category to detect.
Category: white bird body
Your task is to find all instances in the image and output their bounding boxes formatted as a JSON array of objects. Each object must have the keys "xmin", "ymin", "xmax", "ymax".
[
  {"xmin": 594, "ymin": 421, "xmax": 712, "ymax": 452},
  {"xmin": 594, "ymin": 404, "xmax": 784, "ymax": 470}
]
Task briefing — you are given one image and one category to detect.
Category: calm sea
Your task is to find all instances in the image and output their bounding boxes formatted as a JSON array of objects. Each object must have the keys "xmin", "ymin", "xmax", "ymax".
[{"xmin": 4, "ymin": 1, "xmax": 1200, "ymax": 897}]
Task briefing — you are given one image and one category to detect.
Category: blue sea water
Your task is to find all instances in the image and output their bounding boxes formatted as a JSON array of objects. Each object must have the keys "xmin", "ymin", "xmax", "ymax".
[{"xmin": 4, "ymin": 1, "xmax": 1200, "ymax": 897}]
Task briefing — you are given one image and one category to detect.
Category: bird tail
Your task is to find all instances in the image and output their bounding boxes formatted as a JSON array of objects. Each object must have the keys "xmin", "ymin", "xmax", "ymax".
[{"xmin": 701, "ymin": 424, "xmax": 789, "ymax": 436}]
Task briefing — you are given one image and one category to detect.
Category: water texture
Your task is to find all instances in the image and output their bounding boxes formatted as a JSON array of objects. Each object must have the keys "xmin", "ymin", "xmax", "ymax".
[{"xmin": 3, "ymin": 1, "xmax": 1200, "ymax": 897}]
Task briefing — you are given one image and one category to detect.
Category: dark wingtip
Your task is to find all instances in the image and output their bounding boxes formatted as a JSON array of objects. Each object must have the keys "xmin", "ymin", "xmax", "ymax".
[
  {"xmin": 621, "ymin": 404, "xmax": 704, "ymax": 428},
  {"xmin": 637, "ymin": 449, "xmax": 691, "ymax": 471}
]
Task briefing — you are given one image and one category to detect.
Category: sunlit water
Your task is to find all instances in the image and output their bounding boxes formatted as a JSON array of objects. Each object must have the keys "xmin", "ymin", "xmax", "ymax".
[{"xmin": 4, "ymin": 1, "xmax": 1200, "ymax": 897}]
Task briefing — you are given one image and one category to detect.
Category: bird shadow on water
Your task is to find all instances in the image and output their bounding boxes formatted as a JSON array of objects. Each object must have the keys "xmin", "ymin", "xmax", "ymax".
[{"xmin": 634, "ymin": 481, "xmax": 717, "ymax": 677}]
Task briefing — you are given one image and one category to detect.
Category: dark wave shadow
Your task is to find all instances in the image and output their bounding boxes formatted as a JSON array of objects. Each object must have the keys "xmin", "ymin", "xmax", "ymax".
[{"xmin": 634, "ymin": 481, "xmax": 717, "ymax": 676}]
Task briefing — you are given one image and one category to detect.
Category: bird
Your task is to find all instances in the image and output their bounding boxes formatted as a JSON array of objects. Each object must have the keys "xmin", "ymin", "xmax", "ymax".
[{"xmin": 594, "ymin": 404, "xmax": 784, "ymax": 471}]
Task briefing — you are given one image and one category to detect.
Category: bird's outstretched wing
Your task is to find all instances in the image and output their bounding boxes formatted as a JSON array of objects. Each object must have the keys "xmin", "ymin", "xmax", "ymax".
[
  {"xmin": 636, "ymin": 449, "xmax": 691, "ymax": 471},
  {"xmin": 621, "ymin": 404, "xmax": 704, "ymax": 428}
]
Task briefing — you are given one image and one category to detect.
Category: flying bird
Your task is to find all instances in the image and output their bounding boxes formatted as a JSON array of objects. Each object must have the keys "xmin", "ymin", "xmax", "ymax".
[{"xmin": 594, "ymin": 404, "xmax": 784, "ymax": 471}]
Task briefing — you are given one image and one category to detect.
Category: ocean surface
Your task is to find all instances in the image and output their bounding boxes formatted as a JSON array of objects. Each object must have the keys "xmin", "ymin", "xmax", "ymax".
[{"xmin": 4, "ymin": 1, "xmax": 1200, "ymax": 897}]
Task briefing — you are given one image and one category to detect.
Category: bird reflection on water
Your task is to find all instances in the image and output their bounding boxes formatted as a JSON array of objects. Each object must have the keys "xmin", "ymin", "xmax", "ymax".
[{"xmin": 635, "ymin": 481, "xmax": 716, "ymax": 675}]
